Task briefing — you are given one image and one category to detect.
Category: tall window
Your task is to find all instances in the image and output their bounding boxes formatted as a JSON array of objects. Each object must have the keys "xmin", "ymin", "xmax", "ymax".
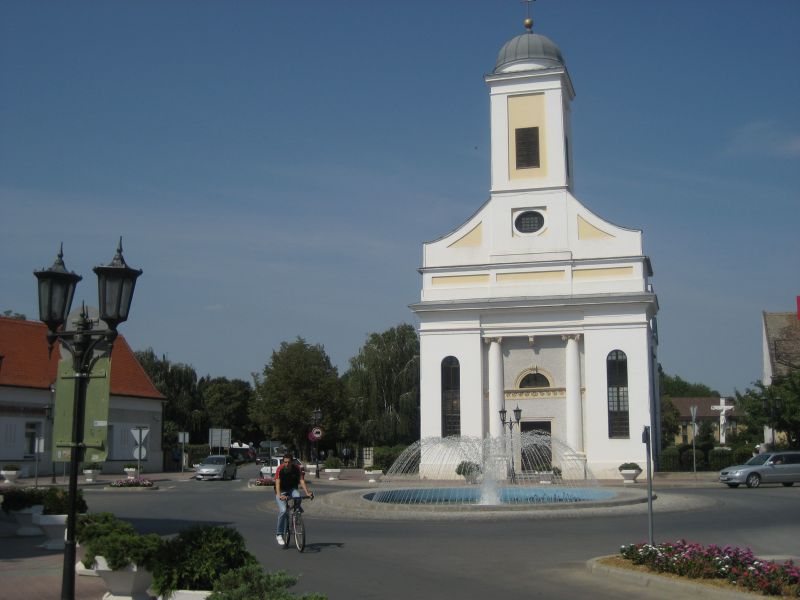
[
  {"xmin": 24, "ymin": 422, "xmax": 41, "ymax": 456},
  {"xmin": 515, "ymin": 127, "xmax": 540, "ymax": 169},
  {"xmin": 607, "ymin": 350, "xmax": 629, "ymax": 438},
  {"xmin": 441, "ymin": 356, "xmax": 461, "ymax": 437},
  {"xmin": 519, "ymin": 372, "xmax": 550, "ymax": 388}
]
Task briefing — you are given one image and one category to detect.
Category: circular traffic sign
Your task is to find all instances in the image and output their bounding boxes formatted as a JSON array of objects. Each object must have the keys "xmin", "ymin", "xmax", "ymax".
[
  {"xmin": 308, "ymin": 426, "xmax": 323, "ymax": 441},
  {"xmin": 133, "ymin": 445, "xmax": 147, "ymax": 460}
]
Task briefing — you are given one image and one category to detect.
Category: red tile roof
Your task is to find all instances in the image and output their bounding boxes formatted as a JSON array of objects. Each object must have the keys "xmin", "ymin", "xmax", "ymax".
[
  {"xmin": 667, "ymin": 396, "xmax": 743, "ymax": 419},
  {"xmin": 0, "ymin": 317, "xmax": 164, "ymax": 400}
]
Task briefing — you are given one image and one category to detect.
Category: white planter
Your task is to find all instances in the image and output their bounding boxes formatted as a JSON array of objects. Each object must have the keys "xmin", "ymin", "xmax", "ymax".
[
  {"xmin": 324, "ymin": 468, "xmax": 341, "ymax": 480},
  {"xmin": 1, "ymin": 470, "xmax": 20, "ymax": 485},
  {"xmin": 94, "ymin": 556, "xmax": 154, "ymax": 600},
  {"xmin": 83, "ymin": 469, "xmax": 100, "ymax": 483},
  {"xmin": 124, "ymin": 468, "xmax": 138, "ymax": 479},
  {"xmin": 533, "ymin": 471, "xmax": 554, "ymax": 484},
  {"xmin": 158, "ymin": 590, "xmax": 212, "ymax": 600},
  {"xmin": 620, "ymin": 469, "xmax": 642, "ymax": 484},
  {"xmin": 32, "ymin": 513, "xmax": 68, "ymax": 550},
  {"xmin": 365, "ymin": 470, "xmax": 382, "ymax": 483},
  {"xmin": 11, "ymin": 505, "xmax": 44, "ymax": 536}
]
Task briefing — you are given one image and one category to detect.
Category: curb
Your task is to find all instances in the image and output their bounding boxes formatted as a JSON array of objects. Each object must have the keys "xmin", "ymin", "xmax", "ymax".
[{"xmin": 587, "ymin": 556, "xmax": 760, "ymax": 599}]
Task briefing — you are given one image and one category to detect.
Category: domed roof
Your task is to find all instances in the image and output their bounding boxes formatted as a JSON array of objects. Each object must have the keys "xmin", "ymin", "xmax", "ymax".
[{"xmin": 494, "ymin": 32, "xmax": 565, "ymax": 73}]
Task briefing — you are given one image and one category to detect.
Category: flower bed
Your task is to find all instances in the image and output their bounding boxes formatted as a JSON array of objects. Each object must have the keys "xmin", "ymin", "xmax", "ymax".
[
  {"xmin": 253, "ymin": 477, "xmax": 274, "ymax": 487},
  {"xmin": 620, "ymin": 540, "xmax": 800, "ymax": 596},
  {"xmin": 109, "ymin": 477, "xmax": 154, "ymax": 488}
]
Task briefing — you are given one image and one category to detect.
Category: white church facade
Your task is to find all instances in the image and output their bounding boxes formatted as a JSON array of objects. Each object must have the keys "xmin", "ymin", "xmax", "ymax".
[{"xmin": 411, "ymin": 24, "xmax": 660, "ymax": 479}]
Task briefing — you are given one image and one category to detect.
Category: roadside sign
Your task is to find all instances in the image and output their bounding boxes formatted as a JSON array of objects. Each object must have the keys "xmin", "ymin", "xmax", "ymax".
[
  {"xmin": 178, "ymin": 432, "xmax": 189, "ymax": 444},
  {"xmin": 131, "ymin": 426, "xmax": 149, "ymax": 445},
  {"xmin": 209, "ymin": 428, "xmax": 231, "ymax": 450},
  {"xmin": 308, "ymin": 426, "xmax": 323, "ymax": 442},
  {"xmin": 133, "ymin": 445, "xmax": 147, "ymax": 460}
]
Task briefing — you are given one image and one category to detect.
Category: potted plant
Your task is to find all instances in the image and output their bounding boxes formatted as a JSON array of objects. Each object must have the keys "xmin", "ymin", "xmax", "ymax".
[
  {"xmin": 618, "ymin": 462, "xmax": 643, "ymax": 484},
  {"xmin": 323, "ymin": 456, "xmax": 342, "ymax": 480},
  {"xmin": 75, "ymin": 512, "xmax": 136, "ymax": 576},
  {"xmin": 151, "ymin": 524, "xmax": 257, "ymax": 600},
  {"xmin": 123, "ymin": 464, "xmax": 139, "ymax": 479},
  {"xmin": 455, "ymin": 461, "xmax": 481, "ymax": 484},
  {"xmin": 83, "ymin": 462, "xmax": 102, "ymax": 483},
  {"xmin": 1, "ymin": 464, "xmax": 21, "ymax": 485},
  {"xmin": 207, "ymin": 564, "xmax": 326, "ymax": 600},
  {"xmin": 85, "ymin": 530, "xmax": 163, "ymax": 600},
  {"xmin": 1, "ymin": 487, "xmax": 46, "ymax": 536},
  {"xmin": 33, "ymin": 487, "xmax": 88, "ymax": 549}
]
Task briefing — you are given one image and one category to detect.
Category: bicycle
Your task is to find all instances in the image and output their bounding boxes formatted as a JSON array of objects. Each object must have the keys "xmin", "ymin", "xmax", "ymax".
[{"xmin": 280, "ymin": 494, "xmax": 312, "ymax": 552}]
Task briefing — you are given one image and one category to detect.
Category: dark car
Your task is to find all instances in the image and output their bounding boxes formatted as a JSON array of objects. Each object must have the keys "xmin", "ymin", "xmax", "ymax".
[{"xmin": 719, "ymin": 451, "xmax": 800, "ymax": 488}]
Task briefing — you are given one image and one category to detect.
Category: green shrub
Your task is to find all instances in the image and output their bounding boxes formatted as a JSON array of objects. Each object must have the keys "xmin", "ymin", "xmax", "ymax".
[
  {"xmin": 76, "ymin": 513, "xmax": 136, "ymax": 549},
  {"xmin": 2, "ymin": 464, "xmax": 20, "ymax": 471},
  {"xmin": 323, "ymin": 456, "xmax": 342, "ymax": 469},
  {"xmin": 733, "ymin": 447, "xmax": 755, "ymax": 465},
  {"xmin": 708, "ymin": 447, "xmax": 735, "ymax": 471},
  {"xmin": 152, "ymin": 525, "xmax": 257, "ymax": 596},
  {"xmin": 85, "ymin": 532, "xmax": 163, "ymax": 571},
  {"xmin": 658, "ymin": 447, "xmax": 680, "ymax": 472},
  {"xmin": 208, "ymin": 565, "xmax": 327, "ymax": 600},
  {"xmin": 680, "ymin": 449, "xmax": 706, "ymax": 471},
  {"xmin": 43, "ymin": 487, "xmax": 87, "ymax": 515},
  {"xmin": 371, "ymin": 445, "xmax": 408, "ymax": 472},
  {"xmin": 618, "ymin": 462, "xmax": 642, "ymax": 471},
  {"xmin": 83, "ymin": 462, "xmax": 102, "ymax": 471},
  {"xmin": 1, "ymin": 487, "xmax": 46, "ymax": 513}
]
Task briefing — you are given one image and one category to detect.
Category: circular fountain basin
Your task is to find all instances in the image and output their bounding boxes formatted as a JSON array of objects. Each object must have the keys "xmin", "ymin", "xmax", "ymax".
[{"xmin": 366, "ymin": 487, "xmax": 615, "ymax": 505}]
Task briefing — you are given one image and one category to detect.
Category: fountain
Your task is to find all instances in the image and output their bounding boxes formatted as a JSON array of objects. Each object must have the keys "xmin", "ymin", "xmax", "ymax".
[{"xmin": 366, "ymin": 431, "xmax": 614, "ymax": 506}]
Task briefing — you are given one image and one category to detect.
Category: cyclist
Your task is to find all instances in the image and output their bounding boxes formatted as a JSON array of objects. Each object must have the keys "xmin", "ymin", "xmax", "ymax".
[{"xmin": 275, "ymin": 452, "xmax": 313, "ymax": 545}]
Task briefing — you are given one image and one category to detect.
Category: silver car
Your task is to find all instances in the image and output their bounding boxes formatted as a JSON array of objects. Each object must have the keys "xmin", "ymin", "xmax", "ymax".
[
  {"xmin": 719, "ymin": 451, "xmax": 800, "ymax": 488},
  {"xmin": 195, "ymin": 455, "xmax": 237, "ymax": 481}
]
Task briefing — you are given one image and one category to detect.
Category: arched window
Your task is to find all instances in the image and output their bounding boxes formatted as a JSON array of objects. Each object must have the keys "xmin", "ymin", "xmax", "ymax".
[
  {"xmin": 519, "ymin": 372, "xmax": 550, "ymax": 388},
  {"xmin": 441, "ymin": 356, "xmax": 460, "ymax": 437},
  {"xmin": 607, "ymin": 350, "xmax": 629, "ymax": 438}
]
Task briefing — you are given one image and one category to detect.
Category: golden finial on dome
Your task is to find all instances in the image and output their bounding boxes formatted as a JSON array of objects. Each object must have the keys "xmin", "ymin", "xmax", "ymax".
[{"xmin": 522, "ymin": 0, "xmax": 536, "ymax": 32}]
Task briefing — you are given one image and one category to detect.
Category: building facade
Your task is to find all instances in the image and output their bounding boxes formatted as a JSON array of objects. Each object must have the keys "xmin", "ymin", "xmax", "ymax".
[
  {"xmin": 411, "ymin": 24, "xmax": 659, "ymax": 478},
  {"xmin": 0, "ymin": 317, "xmax": 165, "ymax": 476}
]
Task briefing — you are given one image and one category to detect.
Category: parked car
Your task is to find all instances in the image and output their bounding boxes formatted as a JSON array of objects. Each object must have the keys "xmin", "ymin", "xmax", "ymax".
[
  {"xmin": 259, "ymin": 457, "xmax": 303, "ymax": 479},
  {"xmin": 195, "ymin": 455, "xmax": 237, "ymax": 481},
  {"xmin": 719, "ymin": 451, "xmax": 800, "ymax": 488}
]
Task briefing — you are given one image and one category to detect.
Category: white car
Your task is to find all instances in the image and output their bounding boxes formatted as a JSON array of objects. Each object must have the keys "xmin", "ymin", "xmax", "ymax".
[{"xmin": 260, "ymin": 457, "xmax": 303, "ymax": 479}]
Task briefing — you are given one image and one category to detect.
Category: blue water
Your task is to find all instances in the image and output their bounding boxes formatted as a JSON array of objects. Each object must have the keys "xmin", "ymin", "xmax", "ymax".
[{"xmin": 366, "ymin": 487, "xmax": 614, "ymax": 505}]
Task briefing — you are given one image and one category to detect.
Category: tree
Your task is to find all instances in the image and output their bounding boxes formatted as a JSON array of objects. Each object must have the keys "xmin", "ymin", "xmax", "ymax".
[
  {"xmin": 660, "ymin": 396, "xmax": 681, "ymax": 448},
  {"xmin": 344, "ymin": 324, "xmax": 419, "ymax": 446},
  {"xmin": 251, "ymin": 338, "xmax": 343, "ymax": 457},
  {"xmin": 660, "ymin": 367, "xmax": 719, "ymax": 397},
  {"xmin": 736, "ymin": 370, "xmax": 800, "ymax": 447},
  {"xmin": 134, "ymin": 349, "xmax": 203, "ymax": 442},
  {"xmin": 199, "ymin": 377, "xmax": 258, "ymax": 444},
  {"xmin": 2, "ymin": 310, "xmax": 26, "ymax": 320}
]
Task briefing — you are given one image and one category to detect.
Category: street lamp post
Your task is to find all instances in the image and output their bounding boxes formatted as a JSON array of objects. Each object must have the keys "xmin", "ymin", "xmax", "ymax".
[
  {"xmin": 499, "ymin": 405, "xmax": 522, "ymax": 484},
  {"xmin": 312, "ymin": 407, "xmax": 322, "ymax": 479},
  {"xmin": 34, "ymin": 240, "xmax": 141, "ymax": 600}
]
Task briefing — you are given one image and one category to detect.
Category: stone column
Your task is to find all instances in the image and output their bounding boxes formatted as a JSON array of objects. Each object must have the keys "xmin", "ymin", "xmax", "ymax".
[
  {"xmin": 563, "ymin": 334, "xmax": 583, "ymax": 452},
  {"xmin": 488, "ymin": 338, "xmax": 504, "ymax": 439}
]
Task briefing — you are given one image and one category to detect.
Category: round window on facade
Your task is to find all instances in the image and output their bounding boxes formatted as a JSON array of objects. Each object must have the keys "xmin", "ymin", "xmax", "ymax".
[{"xmin": 514, "ymin": 211, "xmax": 544, "ymax": 234}]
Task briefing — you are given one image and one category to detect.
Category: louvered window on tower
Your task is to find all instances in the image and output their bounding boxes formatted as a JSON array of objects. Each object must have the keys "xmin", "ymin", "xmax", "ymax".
[{"xmin": 515, "ymin": 127, "xmax": 540, "ymax": 169}]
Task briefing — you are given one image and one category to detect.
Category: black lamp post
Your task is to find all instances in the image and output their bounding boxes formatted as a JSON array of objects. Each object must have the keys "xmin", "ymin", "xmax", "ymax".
[
  {"xmin": 34, "ymin": 240, "xmax": 141, "ymax": 600},
  {"xmin": 499, "ymin": 405, "xmax": 522, "ymax": 484},
  {"xmin": 312, "ymin": 407, "xmax": 322, "ymax": 479}
]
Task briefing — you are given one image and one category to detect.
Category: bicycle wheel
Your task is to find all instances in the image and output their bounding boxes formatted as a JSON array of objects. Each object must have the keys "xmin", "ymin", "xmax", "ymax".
[
  {"xmin": 282, "ymin": 515, "xmax": 291, "ymax": 549},
  {"xmin": 292, "ymin": 511, "xmax": 306, "ymax": 552}
]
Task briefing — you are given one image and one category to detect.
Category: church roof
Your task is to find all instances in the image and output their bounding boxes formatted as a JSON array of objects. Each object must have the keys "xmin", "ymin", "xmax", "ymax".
[
  {"xmin": 494, "ymin": 32, "xmax": 565, "ymax": 73},
  {"xmin": 763, "ymin": 311, "xmax": 800, "ymax": 381},
  {"xmin": 0, "ymin": 317, "xmax": 164, "ymax": 400}
]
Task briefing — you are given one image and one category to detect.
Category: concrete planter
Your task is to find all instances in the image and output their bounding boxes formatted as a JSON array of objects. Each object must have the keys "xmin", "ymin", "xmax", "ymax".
[
  {"xmin": 1, "ymin": 470, "xmax": 20, "ymax": 485},
  {"xmin": 94, "ymin": 556, "xmax": 154, "ymax": 600},
  {"xmin": 123, "ymin": 468, "xmax": 138, "ymax": 479},
  {"xmin": 620, "ymin": 469, "xmax": 642, "ymax": 484},
  {"xmin": 365, "ymin": 470, "xmax": 382, "ymax": 482},
  {"xmin": 11, "ymin": 505, "xmax": 44, "ymax": 536},
  {"xmin": 534, "ymin": 471, "xmax": 554, "ymax": 484},
  {"xmin": 83, "ymin": 469, "xmax": 100, "ymax": 483},
  {"xmin": 324, "ymin": 468, "xmax": 341, "ymax": 480},
  {"xmin": 32, "ymin": 513, "xmax": 68, "ymax": 550}
]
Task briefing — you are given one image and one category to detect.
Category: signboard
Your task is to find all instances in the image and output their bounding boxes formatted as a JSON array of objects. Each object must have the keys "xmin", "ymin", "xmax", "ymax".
[
  {"xmin": 308, "ymin": 426, "xmax": 323, "ymax": 442},
  {"xmin": 209, "ymin": 428, "xmax": 231, "ymax": 449},
  {"xmin": 52, "ymin": 356, "xmax": 111, "ymax": 463},
  {"xmin": 178, "ymin": 432, "xmax": 189, "ymax": 444}
]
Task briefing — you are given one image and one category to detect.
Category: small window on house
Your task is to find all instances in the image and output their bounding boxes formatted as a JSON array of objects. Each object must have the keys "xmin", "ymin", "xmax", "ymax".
[
  {"xmin": 24, "ymin": 422, "xmax": 40, "ymax": 456},
  {"xmin": 519, "ymin": 372, "xmax": 550, "ymax": 388},
  {"xmin": 514, "ymin": 211, "xmax": 544, "ymax": 234},
  {"xmin": 515, "ymin": 127, "xmax": 540, "ymax": 169},
  {"xmin": 607, "ymin": 350, "xmax": 629, "ymax": 438}
]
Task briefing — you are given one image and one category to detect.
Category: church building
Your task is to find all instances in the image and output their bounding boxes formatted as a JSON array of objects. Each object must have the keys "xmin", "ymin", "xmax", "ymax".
[{"xmin": 411, "ymin": 20, "xmax": 660, "ymax": 478}]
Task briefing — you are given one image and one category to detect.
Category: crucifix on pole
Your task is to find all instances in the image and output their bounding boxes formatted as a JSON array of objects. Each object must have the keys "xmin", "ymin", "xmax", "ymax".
[{"xmin": 710, "ymin": 398, "xmax": 733, "ymax": 445}]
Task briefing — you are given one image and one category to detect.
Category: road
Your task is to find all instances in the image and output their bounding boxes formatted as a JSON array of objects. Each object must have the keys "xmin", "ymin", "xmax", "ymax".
[{"xmin": 83, "ymin": 464, "xmax": 800, "ymax": 600}]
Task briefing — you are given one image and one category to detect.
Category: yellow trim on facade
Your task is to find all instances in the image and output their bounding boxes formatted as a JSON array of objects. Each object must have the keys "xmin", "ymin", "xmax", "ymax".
[
  {"xmin": 577, "ymin": 215, "xmax": 614, "ymax": 240},
  {"xmin": 508, "ymin": 94, "xmax": 547, "ymax": 180},
  {"xmin": 496, "ymin": 270, "xmax": 565, "ymax": 283},
  {"xmin": 448, "ymin": 222, "xmax": 483, "ymax": 248},
  {"xmin": 431, "ymin": 274, "xmax": 490, "ymax": 287},
  {"xmin": 572, "ymin": 266, "xmax": 634, "ymax": 280}
]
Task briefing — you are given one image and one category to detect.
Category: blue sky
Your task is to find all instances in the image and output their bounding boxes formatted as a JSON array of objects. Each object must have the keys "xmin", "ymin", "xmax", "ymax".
[{"xmin": 1, "ymin": 1, "xmax": 798, "ymax": 396}]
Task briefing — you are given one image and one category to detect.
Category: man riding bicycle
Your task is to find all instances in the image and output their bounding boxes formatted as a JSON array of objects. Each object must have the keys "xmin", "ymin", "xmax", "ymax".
[{"xmin": 275, "ymin": 452, "xmax": 313, "ymax": 545}]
